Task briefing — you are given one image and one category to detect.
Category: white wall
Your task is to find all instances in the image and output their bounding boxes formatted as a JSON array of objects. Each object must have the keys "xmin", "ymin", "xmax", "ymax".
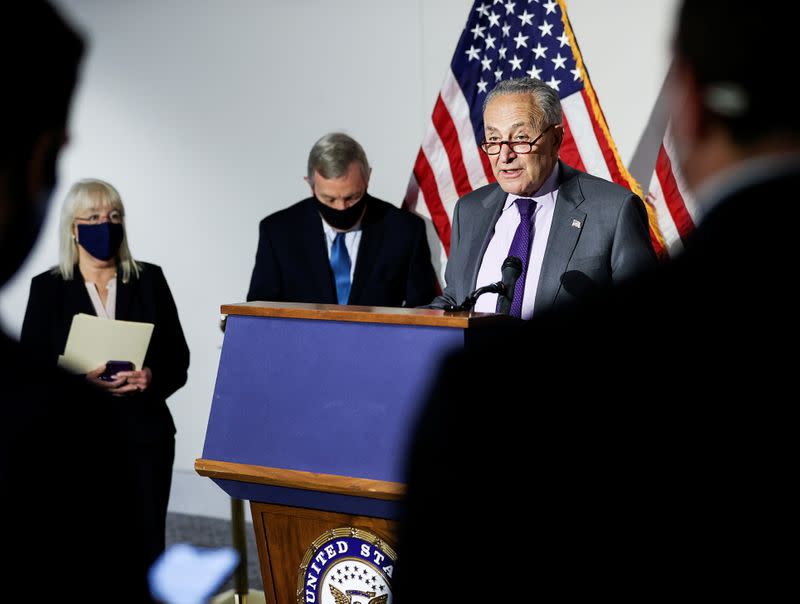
[{"xmin": 0, "ymin": 0, "xmax": 678, "ymax": 518}]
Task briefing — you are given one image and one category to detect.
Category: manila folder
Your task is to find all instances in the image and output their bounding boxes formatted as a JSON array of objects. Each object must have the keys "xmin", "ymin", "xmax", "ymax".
[{"xmin": 57, "ymin": 313, "xmax": 154, "ymax": 374}]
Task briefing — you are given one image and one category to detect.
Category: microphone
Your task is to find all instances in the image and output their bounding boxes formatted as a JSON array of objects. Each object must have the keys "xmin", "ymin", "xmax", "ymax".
[
  {"xmin": 495, "ymin": 256, "xmax": 522, "ymax": 315},
  {"xmin": 445, "ymin": 256, "xmax": 523, "ymax": 313}
]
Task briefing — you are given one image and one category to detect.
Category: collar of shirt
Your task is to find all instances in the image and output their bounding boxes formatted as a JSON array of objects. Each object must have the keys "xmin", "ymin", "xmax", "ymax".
[
  {"xmin": 84, "ymin": 275, "xmax": 117, "ymax": 319},
  {"xmin": 320, "ymin": 216, "xmax": 362, "ymax": 244},
  {"xmin": 320, "ymin": 216, "xmax": 362, "ymax": 282},
  {"xmin": 474, "ymin": 162, "xmax": 561, "ymax": 319},
  {"xmin": 502, "ymin": 162, "xmax": 560, "ymax": 212}
]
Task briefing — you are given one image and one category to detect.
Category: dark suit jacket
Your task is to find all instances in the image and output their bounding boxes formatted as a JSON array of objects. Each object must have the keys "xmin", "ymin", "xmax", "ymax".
[
  {"xmin": 21, "ymin": 261, "xmax": 190, "ymax": 443},
  {"xmin": 429, "ymin": 161, "xmax": 656, "ymax": 312},
  {"xmin": 247, "ymin": 194, "xmax": 437, "ymax": 307},
  {"xmin": 1, "ymin": 330, "xmax": 145, "ymax": 600},
  {"xmin": 396, "ymin": 166, "xmax": 797, "ymax": 600}
]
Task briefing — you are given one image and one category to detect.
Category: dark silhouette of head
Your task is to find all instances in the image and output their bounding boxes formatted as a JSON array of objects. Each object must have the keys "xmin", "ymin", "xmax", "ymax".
[
  {"xmin": 669, "ymin": 1, "xmax": 800, "ymax": 190},
  {"xmin": 0, "ymin": 2, "xmax": 84, "ymax": 287}
]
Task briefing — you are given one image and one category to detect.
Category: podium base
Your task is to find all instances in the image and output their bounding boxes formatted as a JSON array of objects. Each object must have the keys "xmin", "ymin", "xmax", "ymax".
[{"xmin": 211, "ymin": 589, "xmax": 266, "ymax": 604}]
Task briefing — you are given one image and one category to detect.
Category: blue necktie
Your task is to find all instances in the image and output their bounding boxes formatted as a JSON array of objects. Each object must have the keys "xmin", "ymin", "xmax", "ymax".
[{"xmin": 330, "ymin": 232, "xmax": 351, "ymax": 304}]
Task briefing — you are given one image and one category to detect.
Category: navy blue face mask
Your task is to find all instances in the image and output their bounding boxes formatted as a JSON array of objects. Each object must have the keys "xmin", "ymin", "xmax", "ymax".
[{"xmin": 76, "ymin": 222, "xmax": 124, "ymax": 261}]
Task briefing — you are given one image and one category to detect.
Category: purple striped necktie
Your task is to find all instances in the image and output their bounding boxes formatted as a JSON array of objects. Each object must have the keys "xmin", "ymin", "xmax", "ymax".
[{"xmin": 503, "ymin": 197, "xmax": 537, "ymax": 317}]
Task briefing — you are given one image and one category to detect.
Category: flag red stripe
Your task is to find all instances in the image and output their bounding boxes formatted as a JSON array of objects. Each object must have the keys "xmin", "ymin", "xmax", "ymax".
[
  {"xmin": 581, "ymin": 89, "xmax": 629, "ymax": 189},
  {"xmin": 558, "ymin": 113, "xmax": 587, "ymax": 172},
  {"xmin": 413, "ymin": 149, "xmax": 452, "ymax": 255},
  {"xmin": 656, "ymin": 145, "xmax": 694, "ymax": 241},
  {"xmin": 432, "ymin": 96, "xmax": 472, "ymax": 198}
]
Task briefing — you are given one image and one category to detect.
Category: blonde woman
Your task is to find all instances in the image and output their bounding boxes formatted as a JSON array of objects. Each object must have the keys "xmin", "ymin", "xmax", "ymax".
[{"xmin": 21, "ymin": 178, "xmax": 189, "ymax": 586}]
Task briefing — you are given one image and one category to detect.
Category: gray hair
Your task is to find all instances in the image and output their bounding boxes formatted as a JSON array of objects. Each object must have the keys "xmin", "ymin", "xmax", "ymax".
[
  {"xmin": 55, "ymin": 179, "xmax": 140, "ymax": 282},
  {"xmin": 307, "ymin": 132, "xmax": 370, "ymax": 183},
  {"xmin": 483, "ymin": 78, "xmax": 563, "ymax": 128}
]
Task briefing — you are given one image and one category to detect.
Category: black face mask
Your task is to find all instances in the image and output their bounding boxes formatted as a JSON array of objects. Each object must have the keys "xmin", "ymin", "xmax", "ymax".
[{"xmin": 314, "ymin": 194, "xmax": 368, "ymax": 231}]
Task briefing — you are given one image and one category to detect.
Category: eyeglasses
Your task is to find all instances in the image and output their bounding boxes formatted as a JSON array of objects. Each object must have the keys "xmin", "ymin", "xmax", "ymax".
[
  {"xmin": 74, "ymin": 210, "xmax": 124, "ymax": 224},
  {"xmin": 480, "ymin": 124, "xmax": 555, "ymax": 155}
]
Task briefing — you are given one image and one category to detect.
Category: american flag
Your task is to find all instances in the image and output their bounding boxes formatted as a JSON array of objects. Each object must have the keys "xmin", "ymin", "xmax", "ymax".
[
  {"xmin": 404, "ymin": 0, "xmax": 667, "ymax": 276},
  {"xmin": 645, "ymin": 122, "xmax": 697, "ymax": 258}
]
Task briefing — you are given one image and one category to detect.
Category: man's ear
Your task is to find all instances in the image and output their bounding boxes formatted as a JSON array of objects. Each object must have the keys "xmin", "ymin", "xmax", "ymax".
[
  {"xmin": 552, "ymin": 124, "xmax": 565, "ymax": 150},
  {"xmin": 669, "ymin": 59, "xmax": 706, "ymax": 146}
]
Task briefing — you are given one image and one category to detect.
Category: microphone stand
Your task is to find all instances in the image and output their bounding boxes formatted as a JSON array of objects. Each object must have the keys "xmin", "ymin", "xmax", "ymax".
[
  {"xmin": 444, "ymin": 256, "xmax": 522, "ymax": 314},
  {"xmin": 444, "ymin": 281, "xmax": 505, "ymax": 312}
]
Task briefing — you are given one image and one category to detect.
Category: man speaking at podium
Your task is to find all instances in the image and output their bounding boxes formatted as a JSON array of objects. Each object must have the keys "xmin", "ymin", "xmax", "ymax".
[
  {"xmin": 247, "ymin": 133, "xmax": 437, "ymax": 308},
  {"xmin": 398, "ymin": 1, "xmax": 797, "ymax": 599},
  {"xmin": 428, "ymin": 78, "xmax": 656, "ymax": 317}
]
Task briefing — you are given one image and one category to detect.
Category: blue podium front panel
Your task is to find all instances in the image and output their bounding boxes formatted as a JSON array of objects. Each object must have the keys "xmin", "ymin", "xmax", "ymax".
[{"xmin": 203, "ymin": 315, "xmax": 463, "ymax": 489}]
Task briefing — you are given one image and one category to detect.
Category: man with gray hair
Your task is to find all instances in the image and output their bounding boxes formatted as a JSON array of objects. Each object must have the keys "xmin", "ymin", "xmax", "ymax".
[
  {"xmin": 428, "ymin": 77, "xmax": 655, "ymax": 317},
  {"xmin": 398, "ymin": 4, "xmax": 797, "ymax": 598},
  {"xmin": 247, "ymin": 132, "xmax": 437, "ymax": 306}
]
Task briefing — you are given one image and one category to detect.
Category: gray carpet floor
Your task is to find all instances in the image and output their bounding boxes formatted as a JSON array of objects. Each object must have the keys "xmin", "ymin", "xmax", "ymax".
[{"xmin": 165, "ymin": 512, "xmax": 264, "ymax": 594}]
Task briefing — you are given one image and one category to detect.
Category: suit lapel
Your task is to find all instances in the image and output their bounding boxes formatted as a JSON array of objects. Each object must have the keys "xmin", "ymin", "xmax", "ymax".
[
  {"xmin": 349, "ymin": 196, "xmax": 380, "ymax": 304},
  {"xmin": 301, "ymin": 199, "xmax": 337, "ymax": 303},
  {"xmin": 468, "ymin": 185, "xmax": 508, "ymax": 291},
  {"xmin": 534, "ymin": 162, "xmax": 586, "ymax": 314}
]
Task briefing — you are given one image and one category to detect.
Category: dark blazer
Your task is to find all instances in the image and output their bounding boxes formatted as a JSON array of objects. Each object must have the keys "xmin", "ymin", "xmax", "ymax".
[
  {"xmin": 21, "ymin": 261, "xmax": 189, "ymax": 441},
  {"xmin": 396, "ymin": 167, "xmax": 798, "ymax": 600},
  {"xmin": 429, "ymin": 161, "xmax": 656, "ymax": 312},
  {"xmin": 20, "ymin": 261, "xmax": 189, "ymax": 598},
  {"xmin": 247, "ymin": 194, "xmax": 438, "ymax": 307}
]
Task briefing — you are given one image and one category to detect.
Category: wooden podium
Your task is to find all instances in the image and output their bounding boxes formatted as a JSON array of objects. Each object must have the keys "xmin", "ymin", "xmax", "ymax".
[{"xmin": 196, "ymin": 302, "xmax": 504, "ymax": 603}]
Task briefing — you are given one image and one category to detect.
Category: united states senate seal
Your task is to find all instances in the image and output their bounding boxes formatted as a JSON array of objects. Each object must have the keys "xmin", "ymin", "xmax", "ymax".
[{"xmin": 297, "ymin": 527, "xmax": 396, "ymax": 604}]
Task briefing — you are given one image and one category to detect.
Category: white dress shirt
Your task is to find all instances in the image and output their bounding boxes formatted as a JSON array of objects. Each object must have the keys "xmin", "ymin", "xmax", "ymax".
[
  {"xmin": 321, "ymin": 218, "xmax": 361, "ymax": 282},
  {"xmin": 85, "ymin": 276, "xmax": 117, "ymax": 319},
  {"xmin": 474, "ymin": 163, "xmax": 560, "ymax": 319}
]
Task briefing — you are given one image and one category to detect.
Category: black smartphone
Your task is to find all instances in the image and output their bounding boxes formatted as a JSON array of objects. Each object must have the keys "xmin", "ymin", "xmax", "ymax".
[{"xmin": 99, "ymin": 360, "xmax": 134, "ymax": 381}]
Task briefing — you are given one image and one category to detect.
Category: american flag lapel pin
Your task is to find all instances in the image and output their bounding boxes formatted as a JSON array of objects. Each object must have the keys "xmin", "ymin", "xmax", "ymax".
[{"xmin": 571, "ymin": 219, "xmax": 582, "ymax": 229}]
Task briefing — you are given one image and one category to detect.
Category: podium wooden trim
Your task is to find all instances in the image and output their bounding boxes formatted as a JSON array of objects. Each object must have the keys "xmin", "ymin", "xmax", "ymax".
[
  {"xmin": 195, "ymin": 459, "xmax": 405, "ymax": 501},
  {"xmin": 221, "ymin": 300, "xmax": 505, "ymax": 327}
]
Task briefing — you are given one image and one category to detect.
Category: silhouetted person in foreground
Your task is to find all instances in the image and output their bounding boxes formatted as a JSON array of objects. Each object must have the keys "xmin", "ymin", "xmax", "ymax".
[
  {"xmin": 396, "ymin": 1, "xmax": 797, "ymax": 600},
  {"xmin": 1, "ymin": 3, "xmax": 145, "ymax": 600}
]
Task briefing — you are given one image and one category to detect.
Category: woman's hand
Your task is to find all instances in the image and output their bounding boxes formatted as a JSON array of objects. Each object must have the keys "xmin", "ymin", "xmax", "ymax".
[
  {"xmin": 85, "ymin": 365, "xmax": 152, "ymax": 396},
  {"xmin": 86, "ymin": 364, "xmax": 126, "ymax": 392},
  {"xmin": 111, "ymin": 367, "xmax": 152, "ymax": 395}
]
